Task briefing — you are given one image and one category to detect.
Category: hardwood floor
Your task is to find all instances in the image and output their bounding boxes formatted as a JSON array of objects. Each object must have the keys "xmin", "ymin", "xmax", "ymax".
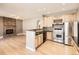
[
  {"xmin": 37, "ymin": 40, "xmax": 79, "ymax": 55},
  {"xmin": 0, "ymin": 36, "xmax": 26, "ymax": 55},
  {"xmin": 0, "ymin": 35, "xmax": 79, "ymax": 55}
]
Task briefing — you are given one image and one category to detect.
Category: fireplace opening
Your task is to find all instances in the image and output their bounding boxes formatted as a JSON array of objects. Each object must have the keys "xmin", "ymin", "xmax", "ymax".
[{"xmin": 6, "ymin": 29, "xmax": 14, "ymax": 34}]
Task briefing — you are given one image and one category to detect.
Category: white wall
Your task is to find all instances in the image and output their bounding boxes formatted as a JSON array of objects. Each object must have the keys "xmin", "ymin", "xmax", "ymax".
[
  {"xmin": 0, "ymin": 17, "xmax": 3, "ymax": 38},
  {"xmin": 16, "ymin": 20, "xmax": 23, "ymax": 34},
  {"xmin": 23, "ymin": 17, "xmax": 43, "ymax": 33}
]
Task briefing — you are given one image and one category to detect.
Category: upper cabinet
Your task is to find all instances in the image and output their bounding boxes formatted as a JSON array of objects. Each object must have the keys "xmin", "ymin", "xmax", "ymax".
[
  {"xmin": 43, "ymin": 16, "xmax": 53, "ymax": 27},
  {"xmin": 61, "ymin": 14, "xmax": 77, "ymax": 22},
  {"xmin": 43, "ymin": 12, "xmax": 79, "ymax": 27},
  {"xmin": 43, "ymin": 13, "xmax": 77, "ymax": 27}
]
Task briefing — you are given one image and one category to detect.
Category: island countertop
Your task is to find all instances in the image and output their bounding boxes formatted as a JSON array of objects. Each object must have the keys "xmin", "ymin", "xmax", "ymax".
[{"xmin": 26, "ymin": 27, "xmax": 53, "ymax": 32}]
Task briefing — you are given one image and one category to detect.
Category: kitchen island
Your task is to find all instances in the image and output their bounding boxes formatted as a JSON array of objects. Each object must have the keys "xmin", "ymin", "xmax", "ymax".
[
  {"xmin": 26, "ymin": 29, "xmax": 43, "ymax": 51},
  {"xmin": 26, "ymin": 27, "xmax": 53, "ymax": 51}
]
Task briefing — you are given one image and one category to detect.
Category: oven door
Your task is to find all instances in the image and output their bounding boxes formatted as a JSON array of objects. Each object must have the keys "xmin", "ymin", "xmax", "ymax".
[{"xmin": 53, "ymin": 30, "xmax": 63, "ymax": 43}]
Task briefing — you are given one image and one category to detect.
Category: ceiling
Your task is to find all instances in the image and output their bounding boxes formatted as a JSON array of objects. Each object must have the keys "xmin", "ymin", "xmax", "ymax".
[{"xmin": 0, "ymin": 3, "xmax": 79, "ymax": 20}]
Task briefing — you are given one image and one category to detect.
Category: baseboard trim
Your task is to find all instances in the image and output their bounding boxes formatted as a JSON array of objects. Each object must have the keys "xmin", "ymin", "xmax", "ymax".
[
  {"xmin": 0, "ymin": 36, "xmax": 3, "ymax": 39},
  {"xmin": 26, "ymin": 47, "xmax": 35, "ymax": 52},
  {"xmin": 16, "ymin": 33, "xmax": 25, "ymax": 36}
]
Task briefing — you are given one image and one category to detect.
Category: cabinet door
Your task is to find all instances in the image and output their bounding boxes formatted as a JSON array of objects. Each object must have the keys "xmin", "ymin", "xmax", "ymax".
[
  {"xmin": 35, "ymin": 34, "xmax": 43, "ymax": 47},
  {"xmin": 47, "ymin": 32, "xmax": 52, "ymax": 40},
  {"xmin": 35, "ymin": 35, "xmax": 40, "ymax": 47},
  {"xmin": 35, "ymin": 36, "xmax": 38, "ymax": 47},
  {"xmin": 38, "ymin": 34, "xmax": 43, "ymax": 45},
  {"xmin": 44, "ymin": 17, "xmax": 53, "ymax": 27}
]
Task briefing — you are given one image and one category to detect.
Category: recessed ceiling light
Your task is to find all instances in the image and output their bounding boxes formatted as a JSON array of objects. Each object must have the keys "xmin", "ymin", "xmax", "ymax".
[{"xmin": 62, "ymin": 3, "xmax": 66, "ymax": 5}]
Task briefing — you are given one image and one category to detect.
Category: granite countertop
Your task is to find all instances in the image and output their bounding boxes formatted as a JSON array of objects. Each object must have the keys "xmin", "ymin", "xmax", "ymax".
[
  {"xmin": 43, "ymin": 27, "xmax": 53, "ymax": 32},
  {"xmin": 27, "ymin": 29, "xmax": 43, "ymax": 31},
  {"xmin": 26, "ymin": 27, "xmax": 53, "ymax": 35},
  {"xmin": 27, "ymin": 27, "xmax": 53, "ymax": 32}
]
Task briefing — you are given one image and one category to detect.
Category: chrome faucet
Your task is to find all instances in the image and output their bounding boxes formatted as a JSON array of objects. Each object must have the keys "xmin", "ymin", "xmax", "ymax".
[{"xmin": 37, "ymin": 20, "xmax": 40, "ymax": 29}]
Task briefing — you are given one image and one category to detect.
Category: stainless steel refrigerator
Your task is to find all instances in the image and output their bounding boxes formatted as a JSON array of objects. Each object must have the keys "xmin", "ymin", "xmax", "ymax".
[
  {"xmin": 74, "ymin": 21, "xmax": 79, "ymax": 46},
  {"xmin": 64, "ymin": 22, "xmax": 71, "ymax": 45}
]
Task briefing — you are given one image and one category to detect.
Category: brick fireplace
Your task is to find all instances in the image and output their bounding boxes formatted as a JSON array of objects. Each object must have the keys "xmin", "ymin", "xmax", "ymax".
[
  {"xmin": 3, "ymin": 17, "xmax": 16, "ymax": 37},
  {"xmin": 0, "ymin": 16, "xmax": 23, "ymax": 38},
  {"xmin": 6, "ymin": 29, "xmax": 14, "ymax": 34}
]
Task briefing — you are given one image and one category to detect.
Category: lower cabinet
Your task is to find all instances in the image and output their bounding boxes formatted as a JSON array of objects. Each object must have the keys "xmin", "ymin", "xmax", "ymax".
[
  {"xmin": 47, "ymin": 32, "xmax": 52, "ymax": 40},
  {"xmin": 35, "ymin": 34, "xmax": 43, "ymax": 48},
  {"xmin": 26, "ymin": 31, "xmax": 43, "ymax": 51}
]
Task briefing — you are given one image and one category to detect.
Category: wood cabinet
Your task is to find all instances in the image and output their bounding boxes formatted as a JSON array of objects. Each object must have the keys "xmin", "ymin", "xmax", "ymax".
[
  {"xmin": 35, "ymin": 33, "xmax": 43, "ymax": 48},
  {"xmin": 47, "ymin": 32, "xmax": 52, "ymax": 40},
  {"xmin": 43, "ymin": 31, "xmax": 53, "ymax": 41},
  {"xmin": 43, "ymin": 17, "xmax": 53, "ymax": 27}
]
